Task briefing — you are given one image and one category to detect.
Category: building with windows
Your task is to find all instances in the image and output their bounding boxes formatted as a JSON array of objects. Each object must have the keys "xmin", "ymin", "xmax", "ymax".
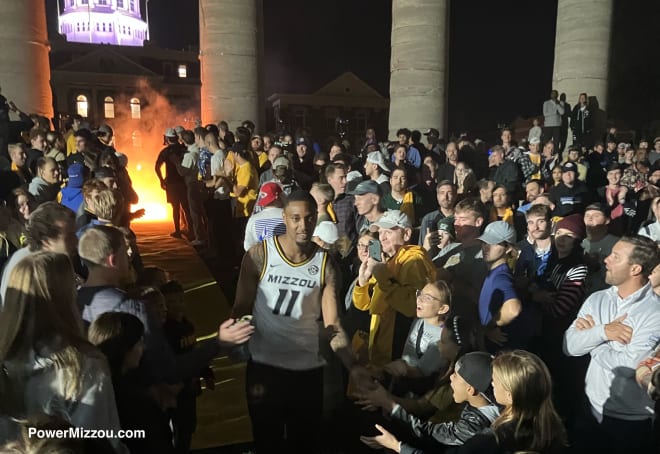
[
  {"xmin": 266, "ymin": 72, "xmax": 389, "ymax": 146},
  {"xmin": 50, "ymin": 38, "xmax": 200, "ymax": 129},
  {"xmin": 58, "ymin": 0, "xmax": 149, "ymax": 47}
]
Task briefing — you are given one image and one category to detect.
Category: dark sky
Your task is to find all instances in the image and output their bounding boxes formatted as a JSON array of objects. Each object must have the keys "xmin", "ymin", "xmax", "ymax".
[{"xmin": 48, "ymin": 0, "xmax": 660, "ymax": 140}]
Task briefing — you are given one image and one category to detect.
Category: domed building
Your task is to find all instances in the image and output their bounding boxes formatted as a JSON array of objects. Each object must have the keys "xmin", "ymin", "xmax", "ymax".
[{"xmin": 58, "ymin": 0, "xmax": 149, "ymax": 47}]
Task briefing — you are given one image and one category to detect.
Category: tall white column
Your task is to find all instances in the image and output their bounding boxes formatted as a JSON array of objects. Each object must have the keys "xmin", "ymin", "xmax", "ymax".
[
  {"xmin": 552, "ymin": 0, "xmax": 613, "ymax": 111},
  {"xmin": 389, "ymin": 0, "xmax": 449, "ymax": 140},
  {"xmin": 199, "ymin": 0, "xmax": 263, "ymax": 131},
  {"xmin": 0, "ymin": 0, "xmax": 53, "ymax": 118}
]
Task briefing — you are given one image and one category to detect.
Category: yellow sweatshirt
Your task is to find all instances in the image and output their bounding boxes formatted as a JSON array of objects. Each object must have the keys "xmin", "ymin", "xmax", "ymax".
[{"xmin": 352, "ymin": 244, "xmax": 436, "ymax": 368}]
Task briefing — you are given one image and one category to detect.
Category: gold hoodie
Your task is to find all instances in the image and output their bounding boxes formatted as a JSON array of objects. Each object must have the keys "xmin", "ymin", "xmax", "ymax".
[{"xmin": 352, "ymin": 244, "xmax": 436, "ymax": 368}]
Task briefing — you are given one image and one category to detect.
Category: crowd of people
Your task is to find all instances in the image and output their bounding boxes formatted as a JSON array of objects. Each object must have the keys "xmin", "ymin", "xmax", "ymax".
[{"xmin": 1, "ymin": 87, "xmax": 660, "ymax": 454}]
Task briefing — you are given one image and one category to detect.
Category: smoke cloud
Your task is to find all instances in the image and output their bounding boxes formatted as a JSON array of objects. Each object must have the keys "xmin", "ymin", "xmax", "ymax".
[{"xmin": 107, "ymin": 79, "xmax": 199, "ymax": 222}]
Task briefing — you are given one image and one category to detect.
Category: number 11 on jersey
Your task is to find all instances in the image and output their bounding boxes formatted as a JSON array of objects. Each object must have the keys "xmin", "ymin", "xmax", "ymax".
[{"xmin": 272, "ymin": 289, "xmax": 301, "ymax": 316}]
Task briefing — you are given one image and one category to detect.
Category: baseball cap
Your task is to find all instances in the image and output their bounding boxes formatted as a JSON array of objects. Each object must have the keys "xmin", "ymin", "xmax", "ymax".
[
  {"xmin": 455, "ymin": 352, "xmax": 493, "ymax": 394},
  {"xmin": 367, "ymin": 151, "xmax": 389, "ymax": 172},
  {"xmin": 256, "ymin": 182, "xmax": 283, "ymax": 207},
  {"xmin": 585, "ymin": 202, "xmax": 611, "ymax": 218},
  {"xmin": 424, "ymin": 128, "xmax": 440, "ymax": 138},
  {"xmin": 313, "ymin": 221, "xmax": 339, "ymax": 245},
  {"xmin": 349, "ymin": 179, "xmax": 381, "ymax": 196},
  {"xmin": 556, "ymin": 213, "xmax": 586, "ymax": 239},
  {"xmin": 164, "ymin": 127, "xmax": 177, "ymax": 138},
  {"xmin": 273, "ymin": 156, "xmax": 290, "ymax": 169},
  {"xmin": 529, "ymin": 137, "xmax": 541, "ymax": 145},
  {"xmin": 654, "ymin": 137, "xmax": 660, "ymax": 144},
  {"xmin": 437, "ymin": 216, "xmax": 455, "ymax": 238},
  {"xmin": 477, "ymin": 221, "xmax": 516, "ymax": 245},
  {"xmin": 296, "ymin": 137, "xmax": 307, "ymax": 145},
  {"xmin": 369, "ymin": 210, "xmax": 411, "ymax": 231},
  {"xmin": 561, "ymin": 161, "xmax": 578, "ymax": 173},
  {"xmin": 174, "ymin": 125, "xmax": 185, "ymax": 134},
  {"xmin": 66, "ymin": 162, "xmax": 87, "ymax": 188}
]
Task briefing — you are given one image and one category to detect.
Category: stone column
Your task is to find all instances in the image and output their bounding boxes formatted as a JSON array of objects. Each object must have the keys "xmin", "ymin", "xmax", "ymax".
[
  {"xmin": 0, "ymin": 0, "xmax": 53, "ymax": 119},
  {"xmin": 199, "ymin": 0, "xmax": 263, "ymax": 131},
  {"xmin": 389, "ymin": 0, "xmax": 449, "ymax": 140},
  {"xmin": 552, "ymin": 0, "xmax": 613, "ymax": 125}
]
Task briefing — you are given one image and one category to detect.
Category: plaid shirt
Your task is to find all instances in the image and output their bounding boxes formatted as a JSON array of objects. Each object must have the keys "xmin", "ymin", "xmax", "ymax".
[{"xmin": 506, "ymin": 147, "xmax": 538, "ymax": 182}]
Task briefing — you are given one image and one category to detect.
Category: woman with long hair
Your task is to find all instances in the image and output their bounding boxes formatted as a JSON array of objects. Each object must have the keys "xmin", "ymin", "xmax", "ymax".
[
  {"xmin": 0, "ymin": 252, "xmax": 123, "ymax": 450},
  {"xmin": 454, "ymin": 161, "xmax": 478, "ymax": 199},
  {"xmin": 460, "ymin": 350, "xmax": 566, "ymax": 454}
]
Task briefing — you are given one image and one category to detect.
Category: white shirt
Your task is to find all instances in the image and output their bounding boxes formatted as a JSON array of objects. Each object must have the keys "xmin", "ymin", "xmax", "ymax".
[
  {"xmin": 638, "ymin": 222, "xmax": 660, "ymax": 242},
  {"xmin": 564, "ymin": 283, "xmax": 660, "ymax": 421},
  {"xmin": 181, "ymin": 144, "xmax": 199, "ymax": 169},
  {"xmin": 542, "ymin": 99, "xmax": 565, "ymax": 127},
  {"xmin": 249, "ymin": 237, "xmax": 327, "ymax": 370},
  {"xmin": 243, "ymin": 207, "xmax": 286, "ymax": 251}
]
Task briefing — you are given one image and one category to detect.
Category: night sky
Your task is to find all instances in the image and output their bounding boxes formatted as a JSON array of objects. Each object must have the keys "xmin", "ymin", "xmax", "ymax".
[{"xmin": 48, "ymin": 0, "xmax": 660, "ymax": 141}]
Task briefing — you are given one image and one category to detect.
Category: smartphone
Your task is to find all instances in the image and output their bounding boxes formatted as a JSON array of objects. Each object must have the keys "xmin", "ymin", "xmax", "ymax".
[{"xmin": 368, "ymin": 239, "xmax": 382, "ymax": 261}]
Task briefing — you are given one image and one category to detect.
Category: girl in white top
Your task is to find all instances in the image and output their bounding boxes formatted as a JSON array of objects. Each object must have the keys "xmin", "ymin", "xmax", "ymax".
[
  {"xmin": 0, "ymin": 252, "xmax": 125, "ymax": 452},
  {"xmin": 384, "ymin": 280, "xmax": 451, "ymax": 379}
]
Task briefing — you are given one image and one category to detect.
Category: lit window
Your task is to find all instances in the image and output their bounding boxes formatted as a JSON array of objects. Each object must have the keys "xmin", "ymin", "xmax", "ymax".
[
  {"xmin": 104, "ymin": 96, "xmax": 115, "ymax": 119},
  {"xmin": 130, "ymin": 98, "xmax": 141, "ymax": 119},
  {"xmin": 76, "ymin": 94, "xmax": 88, "ymax": 118},
  {"xmin": 178, "ymin": 64, "xmax": 187, "ymax": 78}
]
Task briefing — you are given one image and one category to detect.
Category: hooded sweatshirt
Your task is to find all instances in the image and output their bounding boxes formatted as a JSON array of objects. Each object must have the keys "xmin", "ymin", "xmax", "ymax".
[
  {"xmin": 353, "ymin": 245, "xmax": 436, "ymax": 367},
  {"xmin": 61, "ymin": 185, "xmax": 84, "ymax": 213}
]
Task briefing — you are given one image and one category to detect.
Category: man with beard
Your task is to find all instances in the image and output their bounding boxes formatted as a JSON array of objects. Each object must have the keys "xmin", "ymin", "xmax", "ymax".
[
  {"xmin": 419, "ymin": 180, "xmax": 456, "ymax": 248},
  {"xmin": 231, "ymin": 191, "xmax": 363, "ymax": 454},
  {"xmin": 565, "ymin": 235, "xmax": 660, "ymax": 454},
  {"xmin": 582, "ymin": 203, "xmax": 619, "ymax": 293},
  {"xmin": 382, "ymin": 167, "xmax": 423, "ymax": 226}
]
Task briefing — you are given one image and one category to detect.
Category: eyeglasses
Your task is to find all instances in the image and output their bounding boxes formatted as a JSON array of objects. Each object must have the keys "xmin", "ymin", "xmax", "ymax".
[
  {"xmin": 416, "ymin": 289, "xmax": 443, "ymax": 304},
  {"xmin": 357, "ymin": 242, "xmax": 370, "ymax": 250}
]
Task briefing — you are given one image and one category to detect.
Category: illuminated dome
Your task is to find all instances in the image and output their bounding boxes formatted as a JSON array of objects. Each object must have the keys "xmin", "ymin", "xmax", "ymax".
[{"xmin": 59, "ymin": 0, "xmax": 149, "ymax": 47}]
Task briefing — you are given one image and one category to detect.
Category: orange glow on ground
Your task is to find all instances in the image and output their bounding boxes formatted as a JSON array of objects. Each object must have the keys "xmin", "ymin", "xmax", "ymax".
[{"xmin": 128, "ymin": 162, "xmax": 170, "ymax": 223}]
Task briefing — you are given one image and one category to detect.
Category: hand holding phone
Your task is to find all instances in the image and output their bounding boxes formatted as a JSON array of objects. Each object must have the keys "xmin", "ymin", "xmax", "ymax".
[{"xmin": 368, "ymin": 240, "xmax": 382, "ymax": 262}]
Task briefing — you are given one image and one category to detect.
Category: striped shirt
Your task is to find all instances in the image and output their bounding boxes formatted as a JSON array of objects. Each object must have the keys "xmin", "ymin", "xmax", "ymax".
[
  {"xmin": 541, "ymin": 252, "xmax": 588, "ymax": 320},
  {"xmin": 244, "ymin": 207, "xmax": 286, "ymax": 251}
]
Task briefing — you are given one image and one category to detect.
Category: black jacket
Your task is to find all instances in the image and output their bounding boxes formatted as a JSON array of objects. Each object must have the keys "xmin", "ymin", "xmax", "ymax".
[
  {"xmin": 490, "ymin": 160, "xmax": 521, "ymax": 195},
  {"xmin": 549, "ymin": 181, "xmax": 591, "ymax": 217},
  {"xmin": 397, "ymin": 403, "xmax": 499, "ymax": 453}
]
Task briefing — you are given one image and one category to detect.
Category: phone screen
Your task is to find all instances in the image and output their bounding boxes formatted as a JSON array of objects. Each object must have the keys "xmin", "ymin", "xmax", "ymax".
[{"xmin": 368, "ymin": 240, "xmax": 382, "ymax": 261}]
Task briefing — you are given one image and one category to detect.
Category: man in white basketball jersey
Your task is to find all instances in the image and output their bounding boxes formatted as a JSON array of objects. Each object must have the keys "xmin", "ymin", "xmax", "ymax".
[{"xmin": 232, "ymin": 190, "xmax": 364, "ymax": 454}]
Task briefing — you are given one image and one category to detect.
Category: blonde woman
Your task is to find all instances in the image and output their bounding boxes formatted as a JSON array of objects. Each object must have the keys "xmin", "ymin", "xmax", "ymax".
[
  {"xmin": 460, "ymin": 350, "xmax": 566, "ymax": 453},
  {"xmin": 0, "ymin": 252, "xmax": 124, "ymax": 452}
]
